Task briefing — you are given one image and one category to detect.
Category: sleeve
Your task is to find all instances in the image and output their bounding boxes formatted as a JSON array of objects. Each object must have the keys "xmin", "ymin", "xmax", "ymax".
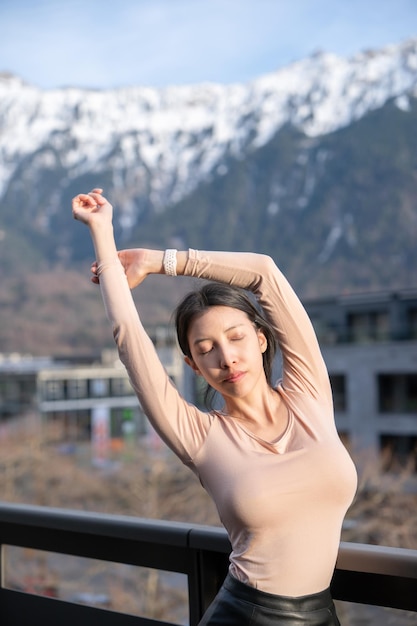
[
  {"xmin": 183, "ymin": 250, "xmax": 333, "ymax": 406},
  {"xmin": 97, "ymin": 259, "xmax": 211, "ymax": 465}
]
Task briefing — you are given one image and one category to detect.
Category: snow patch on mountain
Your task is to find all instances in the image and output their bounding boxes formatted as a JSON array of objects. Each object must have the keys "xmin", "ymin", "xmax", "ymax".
[{"xmin": 1, "ymin": 39, "xmax": 417, "ymax": 211}]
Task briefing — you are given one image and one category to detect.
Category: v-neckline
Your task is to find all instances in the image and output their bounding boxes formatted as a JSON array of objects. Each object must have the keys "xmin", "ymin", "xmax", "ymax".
[{"xmin": 215, "ymin": 407, "xmax": 294, "ymax": 453}]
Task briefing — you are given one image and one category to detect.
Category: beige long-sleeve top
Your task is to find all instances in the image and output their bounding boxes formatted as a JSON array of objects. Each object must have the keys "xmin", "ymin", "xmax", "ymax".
[{"xmin": 98, "ymin": 249, "xmax": 357, "ymax": 597}]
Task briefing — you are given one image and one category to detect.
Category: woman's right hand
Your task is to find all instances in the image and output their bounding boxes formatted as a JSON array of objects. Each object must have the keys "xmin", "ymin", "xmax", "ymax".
[
  {"xmin": 91, "ymin": 248, "xmax": 161, "ymax": 289},
  {"xmin": 72, "ymin": 188, "xmax": 113, "ymax": 227}
]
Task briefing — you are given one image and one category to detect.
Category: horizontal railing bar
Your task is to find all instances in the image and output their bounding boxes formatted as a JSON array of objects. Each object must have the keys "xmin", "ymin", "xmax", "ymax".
[
  {"xmin": 1, "ymin": 589, "xmax": 176, "ymax": 626},
  {"xmin": 0, "ymin": 502, "xmax": 192, "ymax": 546},
  {"xmin": 336, "ymin": 541, "xmax": 417, "ymax": 578},
  {"xmin": 0, "ymin": 530, "xmax": 194, "ymax": 575},
  {"xmin": 187, "ymin": 524, "xmax": 231, "ymax": 553}
]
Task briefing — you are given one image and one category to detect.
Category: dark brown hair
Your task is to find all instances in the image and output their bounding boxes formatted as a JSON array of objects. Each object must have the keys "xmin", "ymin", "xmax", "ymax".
[{"xmin": 174, "ymin": 282, "xmax": 277, "ymax": 408}]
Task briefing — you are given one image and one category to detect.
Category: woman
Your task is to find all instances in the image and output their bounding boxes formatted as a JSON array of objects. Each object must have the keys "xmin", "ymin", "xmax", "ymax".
[{"xmin": 72, "ymin": 188, "xmax": 357, "ymax": 625}]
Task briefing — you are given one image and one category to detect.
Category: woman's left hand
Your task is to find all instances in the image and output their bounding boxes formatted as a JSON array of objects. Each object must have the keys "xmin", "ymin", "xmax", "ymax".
[{"xmin": 90, "ymin": 248, "xmax": 159, "ymax": 288}]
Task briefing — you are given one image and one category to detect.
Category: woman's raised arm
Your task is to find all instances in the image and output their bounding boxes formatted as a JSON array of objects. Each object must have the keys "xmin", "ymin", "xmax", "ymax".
[{"xmin": 72, "ymin": 190, "xmax": 211, "ymax": 464}]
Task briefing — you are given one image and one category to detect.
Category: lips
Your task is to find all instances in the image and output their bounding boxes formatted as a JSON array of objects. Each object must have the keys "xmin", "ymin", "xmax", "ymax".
[{"xmin": 223, "ymin": 371, "xmax": 245, "ymax": 384}]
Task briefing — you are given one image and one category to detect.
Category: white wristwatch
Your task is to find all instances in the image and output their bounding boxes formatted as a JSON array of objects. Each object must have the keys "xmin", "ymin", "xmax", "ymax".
[{"xmin": 163, "ymin": 249, "xmax": 178, "ymax": 276}]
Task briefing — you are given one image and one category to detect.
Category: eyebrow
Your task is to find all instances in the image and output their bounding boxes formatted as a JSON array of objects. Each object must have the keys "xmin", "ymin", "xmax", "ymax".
[{"xmin": 192, "ymin": 323, "xmax": 246, "ymax": 346}]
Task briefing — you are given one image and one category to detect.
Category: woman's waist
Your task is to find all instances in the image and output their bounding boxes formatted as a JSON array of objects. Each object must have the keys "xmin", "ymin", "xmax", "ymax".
[
  {"xmin": 228, "ymin": 532, "xmax": 339, "ymax": 597},
  {"xmin": 224, "ymin": 572, "xmax": 334, "ymax": 609}
]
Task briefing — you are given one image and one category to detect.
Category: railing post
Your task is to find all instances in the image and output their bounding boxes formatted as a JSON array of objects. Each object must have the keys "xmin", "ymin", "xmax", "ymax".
[{"xmin": 187, "ymin": 527, "xmax": 230, "ymax": 625}]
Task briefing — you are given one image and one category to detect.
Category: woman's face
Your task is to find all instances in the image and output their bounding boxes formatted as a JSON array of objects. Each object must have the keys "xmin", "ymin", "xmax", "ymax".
[{"xmin": 185, "ymin": 305, "xmax": 267, "ymax": 402}]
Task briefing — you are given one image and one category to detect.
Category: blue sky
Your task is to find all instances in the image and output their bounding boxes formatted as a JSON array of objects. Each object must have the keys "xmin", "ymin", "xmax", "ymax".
[{"xmin": 1, "ymin": 0, "xmax": 416, "ymax": 90}]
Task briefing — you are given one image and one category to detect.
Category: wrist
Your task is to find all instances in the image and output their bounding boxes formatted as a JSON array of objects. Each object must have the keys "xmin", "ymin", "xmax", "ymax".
[
  {"xmin": 142, "ymin": 249, "xmax": 165, "ymax": 275},
  {"xmin": 90, "ymin": 222, "xmax": 117, "ymax": 262},
  {"xmin": 89, "ymin": 217, "xmax": 114, "ymax": 235}
]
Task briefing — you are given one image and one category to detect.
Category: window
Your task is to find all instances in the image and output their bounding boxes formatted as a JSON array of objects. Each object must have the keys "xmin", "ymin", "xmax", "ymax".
[
  {"xmin": 347, "ymin": 311, "xmax": 389, "ymax": 343},
  {"xmin": 378, "ymin": 374, "xmax": 417, "ymax": 413},
  {"xmin": 23, "ymin": 378, "xmax": 37, "ymax": 404},
  {"xmin": 380, "ymin": 435, "xmax": 417, "ymax": 473},
  {"xmin": 90, "ymin": 378, "xmax": 109, "ymax": 397},
  {"xmin": 67, "ymin": 379, "xmax": 87, "ymax": 399},
  {"xmin": 409, "ymin": 308, "xmax": 417, "ymax": 339},
  {"xmin": 44, "ymin": 380, "xmax": 64, "ymax": 401},
  {"xmin": 310, "ymin": 316, "xmax": 338, "ymax": 345},
  {"xmin": 111, "ymin": 377, "xmax": 133, "ymax": 396},
  {"xmin": 0, "ymin": 378, "xmax": 19, "ymax": 401},
  {"xmin": 330, "ymin": 374, "xmax": 347, "ymax": 412}
]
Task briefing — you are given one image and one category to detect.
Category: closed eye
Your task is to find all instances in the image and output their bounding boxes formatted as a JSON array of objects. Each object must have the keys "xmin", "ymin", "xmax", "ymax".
[{"xmin": 199, "ymin": 346, "xmax": 213, "ymax": 356}]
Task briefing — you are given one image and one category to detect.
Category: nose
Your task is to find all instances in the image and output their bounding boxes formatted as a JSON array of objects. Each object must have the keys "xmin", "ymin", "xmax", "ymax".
[{"xmin": 218, "ymin": 344, "xmax": 237, "ymax": 369}]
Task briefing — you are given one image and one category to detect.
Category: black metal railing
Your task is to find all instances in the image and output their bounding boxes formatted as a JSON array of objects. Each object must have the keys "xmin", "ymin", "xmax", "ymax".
[{"xmin": 0, "ymin": 502, "xmax": 416, "ymax": 625}]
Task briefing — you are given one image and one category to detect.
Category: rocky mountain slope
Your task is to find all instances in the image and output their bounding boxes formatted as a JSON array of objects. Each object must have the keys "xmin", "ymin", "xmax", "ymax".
[
  {"xmin": 1, "ymin": 38, "xmax": 416, "ymax": 353},
  {"xmin": 138, "ymin": 97, "xmax": 417, "ymax": 297}
]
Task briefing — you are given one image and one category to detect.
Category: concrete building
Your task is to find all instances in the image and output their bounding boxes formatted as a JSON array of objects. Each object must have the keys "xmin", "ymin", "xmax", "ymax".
[
  {"xmin": 305, "ymin": 289, "xmax": 417, "ymax": 473},
  {"xmin": 0, "ymin": 327, "xmax": 185, "ymax": 450},
  {"xmin": 0, "ymin": 353, "xmax": 50, "ymax": 419}
]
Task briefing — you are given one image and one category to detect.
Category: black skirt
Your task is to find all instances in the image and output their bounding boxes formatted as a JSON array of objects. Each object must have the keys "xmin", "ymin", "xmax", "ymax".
[{"xmin": 198, "ymin": 574, "xmax": 341, "ymax": 626}]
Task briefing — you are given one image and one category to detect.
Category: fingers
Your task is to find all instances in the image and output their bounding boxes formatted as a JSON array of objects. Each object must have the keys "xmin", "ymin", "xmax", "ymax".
[
  {"xmin": 90, "ymin": 262, "xmax": 98, "ymax": 276},
  {"xmin": 88, "ymin": 188, "xmax": 104, "ymax": 200},
  {"xmin": 87, "ymin": 187, "xmax": 109, "ymax": 206},
  {"xmin": 72, "ymin": 193, "xmax": 96, "ymax": 207},
  {"xmin": 72, "ymin": 193, "xmax": 93, "ymax": 204},
  {"xmin": 88, "ymin": 192, "xmax": 108, "ymax": 205},
  {"xmin": 72, "ymin": 189, "xmax": 104, "ymax": 208},
  {"xmin": 90, "ymin": 261, "xmax": 100, "ymax": 285}
]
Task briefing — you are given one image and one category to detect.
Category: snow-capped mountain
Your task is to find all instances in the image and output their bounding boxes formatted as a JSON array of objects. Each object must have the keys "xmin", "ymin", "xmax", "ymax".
[
  {"xmin": 1, "ymin": 37, "xmax": 417, "ymax": 230},
  {"xmin": 1, "ymin": 38, "xmax": 417, "ymax": 354}
]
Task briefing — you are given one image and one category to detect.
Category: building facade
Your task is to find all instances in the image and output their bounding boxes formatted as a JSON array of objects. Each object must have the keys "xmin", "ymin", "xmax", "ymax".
[
  {"xmin": 305, "ymin": 289, "xmax": 417, "ymax": 473},
  {"xmin": 0, "ymin": 327, "xmax": 185, "ymax": 452}
]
